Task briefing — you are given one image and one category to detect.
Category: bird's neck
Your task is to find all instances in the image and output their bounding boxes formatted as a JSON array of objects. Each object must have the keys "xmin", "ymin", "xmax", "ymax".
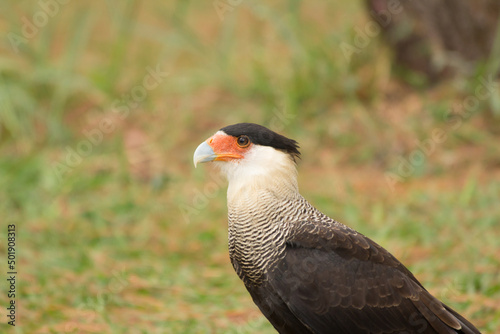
[
  {"xmin": 224, "ymin": 163, "xmax": 300, "ymax": 284},
  {"xmin": 226, "ymin": 162, "xmax": 299, "ymax": 209}
]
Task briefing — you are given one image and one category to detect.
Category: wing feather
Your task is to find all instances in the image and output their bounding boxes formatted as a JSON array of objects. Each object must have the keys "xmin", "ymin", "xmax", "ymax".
[{"xmin": 264, "ymin": 219, "xmax": 481, "ymax": 334}]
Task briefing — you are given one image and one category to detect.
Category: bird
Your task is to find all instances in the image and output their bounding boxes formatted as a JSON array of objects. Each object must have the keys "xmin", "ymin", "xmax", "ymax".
[{"xmin": 193, "ymin": 122, "xmax": 481, "ymax": 334}]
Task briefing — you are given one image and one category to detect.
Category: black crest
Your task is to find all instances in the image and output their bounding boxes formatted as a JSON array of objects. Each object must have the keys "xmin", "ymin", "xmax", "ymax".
[{"xmin": 220, "ymin": 123, "xmax": 300, "ymax": 160}]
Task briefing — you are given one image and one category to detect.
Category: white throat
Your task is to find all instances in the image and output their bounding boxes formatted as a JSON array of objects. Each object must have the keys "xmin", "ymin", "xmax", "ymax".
[{"xmin": 215, "ymin": 145, "xmax": 299, "ymax": 206}]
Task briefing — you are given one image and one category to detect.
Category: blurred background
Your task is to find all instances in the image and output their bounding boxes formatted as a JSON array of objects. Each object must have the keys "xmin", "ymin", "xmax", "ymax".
[{"xmin": 1, "ymin": 1, "xmax": 499, "ymax": 333}]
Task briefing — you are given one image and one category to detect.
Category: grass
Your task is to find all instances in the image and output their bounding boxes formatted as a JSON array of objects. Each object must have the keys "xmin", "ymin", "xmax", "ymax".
[{"xmin": 0, "ymin": 1, "xmax": 499, "ymax": 333}]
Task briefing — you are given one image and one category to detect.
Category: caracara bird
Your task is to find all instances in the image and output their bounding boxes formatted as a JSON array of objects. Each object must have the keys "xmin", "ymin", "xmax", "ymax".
[{"xmin": 193, "ymin": 123, "xmax": 480, "ymax": 334}]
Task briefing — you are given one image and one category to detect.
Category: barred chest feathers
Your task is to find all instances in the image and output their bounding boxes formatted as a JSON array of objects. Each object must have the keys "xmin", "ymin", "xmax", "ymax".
[{"xmin": 227, "ymin": 184, "xmax": 313, "ymax": 285}]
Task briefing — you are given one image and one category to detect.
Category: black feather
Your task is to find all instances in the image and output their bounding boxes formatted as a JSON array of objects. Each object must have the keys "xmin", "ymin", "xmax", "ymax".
[{"xmin": 220, "ymin": 123, "xmax": 300, "ymax": 160}]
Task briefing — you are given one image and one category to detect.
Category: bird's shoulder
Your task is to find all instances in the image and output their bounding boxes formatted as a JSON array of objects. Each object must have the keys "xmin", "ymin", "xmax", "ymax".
[
  {"xmin": 277, "ymin": 211, "xmax": 424, "ymax": 308},
  {"xmin": 286, "ymin": 213, "xmax": 406, "ymax": 271}
]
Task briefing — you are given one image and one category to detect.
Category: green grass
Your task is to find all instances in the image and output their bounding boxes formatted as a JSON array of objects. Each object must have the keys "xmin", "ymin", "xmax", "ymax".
[{"xmin": 1, "ymin": 1, "xmax": 499, "ymax": 333}]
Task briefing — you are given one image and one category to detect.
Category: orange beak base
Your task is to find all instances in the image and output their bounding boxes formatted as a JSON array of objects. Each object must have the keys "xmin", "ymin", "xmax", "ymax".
[{"xmin": 194, "ymin": 132, "xmax": 248, "ymax": 167}]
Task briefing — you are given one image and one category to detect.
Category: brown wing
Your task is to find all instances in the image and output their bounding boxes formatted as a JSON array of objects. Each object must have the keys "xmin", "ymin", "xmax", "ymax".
[{"xmin": 266, "ymin": 220, "xmax": 480, "ymax": 334}]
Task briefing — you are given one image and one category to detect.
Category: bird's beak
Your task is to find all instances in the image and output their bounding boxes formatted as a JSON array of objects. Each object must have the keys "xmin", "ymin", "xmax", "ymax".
[
  {"xmin": 193, "ymin": 141, "xmax": 217, "ymax": 167},
  {"xmin": 194, "ymin": 133, "xmax": 245, "ymax": 167}
]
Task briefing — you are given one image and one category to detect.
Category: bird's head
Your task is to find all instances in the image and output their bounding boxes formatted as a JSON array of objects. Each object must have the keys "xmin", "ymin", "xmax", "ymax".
[{"xmin": 193, "ymin": 123, "xmax": 300, "ymax": 194}]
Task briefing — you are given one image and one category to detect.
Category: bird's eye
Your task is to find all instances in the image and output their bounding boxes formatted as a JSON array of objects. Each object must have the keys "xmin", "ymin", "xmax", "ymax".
[{"xmin": 236, "ymin": 135, "xmax": 250, "ymax": 148}]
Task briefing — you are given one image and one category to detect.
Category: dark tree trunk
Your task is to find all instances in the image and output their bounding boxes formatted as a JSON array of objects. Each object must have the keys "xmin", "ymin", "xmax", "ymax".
[{"xmin": 367, "ymin": 0, "xmax": 500, "ymax": 81}]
